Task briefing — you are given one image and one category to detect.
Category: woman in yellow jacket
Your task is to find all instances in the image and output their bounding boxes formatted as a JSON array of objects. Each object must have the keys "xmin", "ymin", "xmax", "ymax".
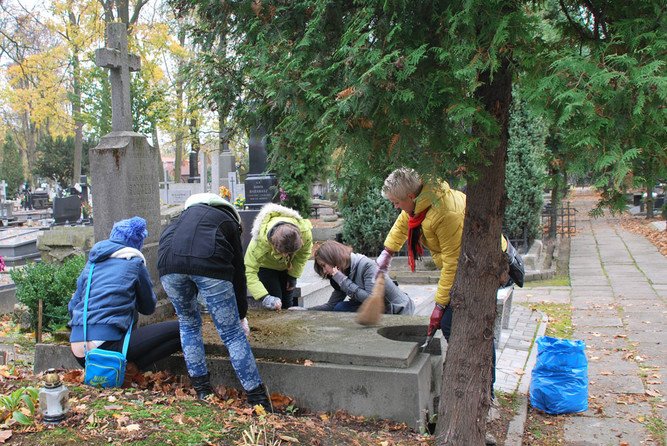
[
  {"xmin": 377, "ymin": 167, "xmax": 466, "ymax": 341},
  {"xmin": 244, "ymin": 203, "xmax": 313, "ymax": 310}
]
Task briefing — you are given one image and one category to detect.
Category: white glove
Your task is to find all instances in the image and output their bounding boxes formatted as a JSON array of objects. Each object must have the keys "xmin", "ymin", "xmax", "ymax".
[
  {"xmin": 240, "ymin": 317, "xmax": 250, "ymax": 337},
  {"xmin": 376, "ymin": 249, "xmax": 393, "ymax": 271},
  {"xmin": 287, "ymin": 306, "xmax": 307, "ymax": 311},
  {"xmin": 262, "ymin": 295, "xmax": 282, "ymax": 310}
]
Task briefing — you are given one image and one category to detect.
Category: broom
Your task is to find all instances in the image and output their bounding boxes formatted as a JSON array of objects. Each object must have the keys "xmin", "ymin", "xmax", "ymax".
[{"xmin": 356, "ymin": 272, "xmax": 386, "ymax": 326}]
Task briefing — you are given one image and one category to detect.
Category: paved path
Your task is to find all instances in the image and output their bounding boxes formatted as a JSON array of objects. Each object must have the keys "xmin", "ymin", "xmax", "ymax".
[{"xmin": 512, "ymin": 190, "xmax": 667, "ymax": 445}]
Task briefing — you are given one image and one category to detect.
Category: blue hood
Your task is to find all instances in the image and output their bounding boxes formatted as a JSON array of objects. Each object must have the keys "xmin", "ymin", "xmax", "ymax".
[{"xmin": 88, "ymin": 240, "xmax": 127, "ymax": 263}]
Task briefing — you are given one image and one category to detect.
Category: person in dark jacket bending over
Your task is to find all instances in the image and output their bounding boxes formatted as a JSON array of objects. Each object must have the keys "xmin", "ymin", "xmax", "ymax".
[
  {"xmin": 68, "ymin": 217, "xmax": 181, "ymax": 371},
  {"xmin": 303, "ymin": 240, "xmax": 414, "ymax": 314},
  {"xmin": 158, "ymin": 193, "xmax": 272, "ymax": 411}
]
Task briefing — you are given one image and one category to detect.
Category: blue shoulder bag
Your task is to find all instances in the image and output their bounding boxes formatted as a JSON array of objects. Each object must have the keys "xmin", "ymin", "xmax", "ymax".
[{"xmin": 82, "ymin": 263, "xmax": 133, "ymax": 388}]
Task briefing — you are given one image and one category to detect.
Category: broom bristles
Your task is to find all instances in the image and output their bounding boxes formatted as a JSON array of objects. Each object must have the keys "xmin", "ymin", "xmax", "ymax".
[{"xmin": 356, "ymin": 274, "xmax": 385, "ymax": 326}]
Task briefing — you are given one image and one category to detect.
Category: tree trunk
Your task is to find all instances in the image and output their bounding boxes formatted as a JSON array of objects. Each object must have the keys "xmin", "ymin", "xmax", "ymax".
[
  {"xmin": 152, "ymin": 125, "xmax": 164, "ymax": 183},
  {"xmin": 70, "ymin": 21, "xmax": 83, "ymax": 186},
  {"xmin": 173, "ymin": 28, "xmax": 186, "ymax": 183},
  {"xmin": 645, "ymin": 180, "xmax": 655, "ymax": 219},
  {"xmin": 189, "ymin": 116, "xmax": 201, "ymax": 181},
  {"xmin": 549, "ymin": 172, "xmax": 560, "ymax": 239},
  {"xmin": 435, "ymin": 56, "xmax": 512, "ymax": 445}
]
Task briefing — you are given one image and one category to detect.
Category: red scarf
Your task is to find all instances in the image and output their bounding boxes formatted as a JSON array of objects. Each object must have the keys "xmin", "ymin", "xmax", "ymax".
[{"xmin": 407, "ymin": 208, "xmax": 429, "ymax": 272}]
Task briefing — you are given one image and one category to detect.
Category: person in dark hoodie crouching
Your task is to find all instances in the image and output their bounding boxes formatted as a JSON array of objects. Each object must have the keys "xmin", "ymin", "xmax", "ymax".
[
  {"xmin": 158, "ymin": 193, "xmax": 272, "ymax": 412},
  {"xmin": 68, "ymin": 216, "xmax": 182, "ymax": 372}
]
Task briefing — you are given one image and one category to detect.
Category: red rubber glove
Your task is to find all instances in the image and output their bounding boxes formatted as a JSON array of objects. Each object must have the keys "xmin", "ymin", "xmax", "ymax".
[{"xmin": 427, "ymin": 304, "xmax": 446, "ymax": 337}]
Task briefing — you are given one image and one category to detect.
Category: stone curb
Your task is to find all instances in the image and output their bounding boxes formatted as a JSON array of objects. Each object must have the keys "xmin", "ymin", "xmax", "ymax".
[{"xmin": 504, "ymin": 307, "xmax": 548, "ymax": 445}]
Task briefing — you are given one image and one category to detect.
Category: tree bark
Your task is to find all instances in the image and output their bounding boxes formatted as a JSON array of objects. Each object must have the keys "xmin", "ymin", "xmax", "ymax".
[
  {"xmin": 70, "ymin": 11, "xmax": 83, "ymax": 186},
  {"xmin": 173, "ymin": 27, "xmax": 186, "ymax": 183},
  {"xmin": 152, "ymin": 125, "xmax": 164, "ymax": 183},
  {"xmin": 435, "ymin": 56, "xmax": 513, "ymax": 445},
  {"xmin": 189, "ymin": 116, "xmax": 201, "ymax": 180}
]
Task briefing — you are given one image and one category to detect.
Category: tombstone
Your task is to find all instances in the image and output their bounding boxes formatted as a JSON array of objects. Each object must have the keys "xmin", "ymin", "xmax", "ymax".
[
  {"xmin": 244, "ymin": 125, "xmax": 278, "ymax": 210},
  {"xmin": 0, "ymin": 181, "xmax": 11, "ymax": 226},
  {"xmin": 187, "ymin": 151, "xmax": 200, "ymax": 183},
  {"xmin": 91, "ymin": 23, "xmax": 161, "ymax": 284},
  {"xmin": 52, "ymin": 196, "xmax": 81, "ymax": 225},
  {"xmin": 79, "ymin": 175, "xmax": 89, "ymax": 204},
  {"xmin": 239, "ymin": 125, "xmax": 278, "ymax": 250},
  {"xmin": 199, "ymin": 150, "xmax": 207, "ymax": 192},
  {"xmin": 31, "ymin": 190, "xmax": 51, "ymax": 210},
  {"xmin": 211, "ymin": 141, "xmax": 237, "ymax": 198}
]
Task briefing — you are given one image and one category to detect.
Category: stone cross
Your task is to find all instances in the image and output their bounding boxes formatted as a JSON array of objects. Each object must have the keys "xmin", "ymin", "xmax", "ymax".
[{"xmin": 95, "ymin": 23, "xmax": 140, "ymax": 132}]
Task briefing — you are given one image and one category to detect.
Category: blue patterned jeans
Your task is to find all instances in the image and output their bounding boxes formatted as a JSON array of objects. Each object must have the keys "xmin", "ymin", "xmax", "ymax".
[{"xmin": 160, "ymin": 274, "xmax": 262, "ymax": 391}]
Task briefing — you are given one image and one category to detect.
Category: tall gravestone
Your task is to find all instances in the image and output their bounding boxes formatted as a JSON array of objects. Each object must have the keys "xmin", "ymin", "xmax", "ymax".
[
  {"xmin": 244, "ymin": 125, "xmax": 278, "ymax": 209},
  {"xmin": 238, "ymin": 125, "xmax": 278, "ymax": 250},
  {"xmin": 90, "ymin": 23, "xmax": 161, "ymax": 284}
]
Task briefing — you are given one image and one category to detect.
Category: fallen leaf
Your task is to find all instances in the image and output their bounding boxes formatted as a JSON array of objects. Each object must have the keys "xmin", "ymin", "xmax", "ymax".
[
  {"xmin": 107, "ymin": 396, "xmax": 117, "ymax": 403},
  {"xmin": 270, "ymin": 393, "xmax": 294, "ymax": 411},
  {"xmin": 254, "ymin": 405, "xmax": 267, "ymax": 416},
  {"xmin": 124, "ymin": 424, "xmax": 140, "ymax": 432},
  {"xmin": 279, "ymin": 435, "xmax": 299, "ymax": 443},
  {"xmin": 600, "ymin": 371, "xmax": 612, "ymax": 375},
  {"xmin": 103, "ymin": 405, "xmax": 123, "ymax": 411},
  {"xmin": 646, "ymin": 389, "xmax": 661, "ymax": 397},
  {"xmin": 303, "ymin": 360, "xmax": 314, "ymax": 367},
  {"xmin": 319, "ymin": 414, "xmax": 329, "ymax": 422},
  {"xmin": 173, "ymin": 414, "xmax": 185, "ymax": 425},
  {"xmin": 0, "ymin": 430, "xmax": 11, "ymax": 443},
  {"xmin": 514, "ymin": 369, "xmax": 525, "ymax": 375}
]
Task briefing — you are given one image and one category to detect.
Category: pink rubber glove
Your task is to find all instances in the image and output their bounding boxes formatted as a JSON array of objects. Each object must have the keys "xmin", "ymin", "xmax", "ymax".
[{"xmin": 376, "ymin": 249, "xmax": 393, "ymax": 272}]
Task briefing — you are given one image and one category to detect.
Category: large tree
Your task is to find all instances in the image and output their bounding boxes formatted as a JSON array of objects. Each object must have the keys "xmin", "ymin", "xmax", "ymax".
[{"xmin": 177, "ymin": 1, "xmax": 665, "ymax": 443}]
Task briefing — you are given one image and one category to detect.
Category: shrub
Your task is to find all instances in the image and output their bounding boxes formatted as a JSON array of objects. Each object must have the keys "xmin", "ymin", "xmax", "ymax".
[
  {"xmin": 9, "ymin": 255, "xmax": 85, "ymax": 332},
  {"xmin": 504, "ymin": 92, "xmax": 547, "ymax": 248},
  {"xmin": 340, "ymin": 187, "xmax": 398, "ymax": 256}
]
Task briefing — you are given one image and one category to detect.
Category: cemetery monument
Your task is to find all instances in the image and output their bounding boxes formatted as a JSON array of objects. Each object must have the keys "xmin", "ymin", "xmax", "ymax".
[{"xmin": 89, "ymin": 22, "xmax": 161, "ymax": 283}]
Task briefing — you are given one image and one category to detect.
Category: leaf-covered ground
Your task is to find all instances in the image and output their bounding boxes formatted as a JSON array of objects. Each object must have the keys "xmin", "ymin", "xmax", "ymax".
[
  {"xmin": 0, "ymin": 363, "xmax": 438, "ymax": 446},
  {"xmin": 620, "ymin": 214, "xmax": 667, "ymax": 257}
]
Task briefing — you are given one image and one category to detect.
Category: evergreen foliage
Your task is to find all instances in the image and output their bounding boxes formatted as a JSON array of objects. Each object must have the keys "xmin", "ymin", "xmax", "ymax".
[
  {"xmin": 9, "ymin": 255, "xmax": 86, "ymax": 332},
  {"xmin": 504, "ymin": 94, "xmax": 547, "ymax": 247},
  {"xmin": 530, "ymin": 1, "xmax": 666, "ymax": 215},
  {"xmin": 33, "ymin": 135, "xmax": 91, "ymax": 187},
  {"xmin": 338, "ymin": 174, "xmax": 398, "ymax": 256},
  {"xmin": 0, "ymin": 134, "xmax": 24, "ymax": 199}
]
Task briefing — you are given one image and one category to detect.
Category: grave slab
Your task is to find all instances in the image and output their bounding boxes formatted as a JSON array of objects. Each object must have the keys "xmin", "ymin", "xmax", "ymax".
[
  {"xmin": 35, "ymin": 310, "xmax": 442, "ymax": 430},
  {"xmin": 0, "ymin": 228, "xmax": 42, "ymax": 266}
]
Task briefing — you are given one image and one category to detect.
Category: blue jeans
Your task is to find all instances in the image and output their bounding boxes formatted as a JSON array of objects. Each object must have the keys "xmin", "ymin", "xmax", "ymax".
[
  {"xmin": 333, "ymin": 300, "xmax": 362, "ymax": 312},
  {"xmin": 160, "ymin": 274, "xmax": 262, "ymax": 391}
]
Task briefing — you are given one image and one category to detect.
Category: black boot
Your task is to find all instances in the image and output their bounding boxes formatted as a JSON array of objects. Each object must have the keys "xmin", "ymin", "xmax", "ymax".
[
  {"xmin": 247, "ymin": 384, "xmax": 274, "ymax": 413},
  {"xmin": 190, "ymin": 373, "xmax": 213, "ymax": 400}
]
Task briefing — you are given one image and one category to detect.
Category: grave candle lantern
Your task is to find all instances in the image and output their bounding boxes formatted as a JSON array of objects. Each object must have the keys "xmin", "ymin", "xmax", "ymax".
[{"xmin": 38, "ymin": 368, "xmax": 69, "ymax": 423}]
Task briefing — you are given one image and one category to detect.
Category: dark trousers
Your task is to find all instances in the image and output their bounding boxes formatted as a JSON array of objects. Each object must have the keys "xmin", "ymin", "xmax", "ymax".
[
  {"xmin": 258, "ymin": 267, "xmax": 296, "ymax": 309},
  {"xmin": 75, "ymin": 321, "xmax": 182, "ymax": 371},
  {"xmin": 440, "ymin": 305, "xmax": 496, "ymax": 398}
]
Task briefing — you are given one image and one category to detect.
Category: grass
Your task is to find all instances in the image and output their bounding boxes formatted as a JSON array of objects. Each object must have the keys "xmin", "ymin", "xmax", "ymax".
[
  {"xmin": 526, "ymin": 302, "xmax": 573, "ymax": 339},
  {"xmin": 645, "ymin": 415, "xmax": 666, "ymax": 446},
  {"xmin": 524, "ymin": 275, "xmax": 570, "ymax": 287}
]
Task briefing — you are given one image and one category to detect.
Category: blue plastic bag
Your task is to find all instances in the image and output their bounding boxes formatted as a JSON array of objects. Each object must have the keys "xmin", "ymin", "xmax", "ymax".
[{"xmin": 529, "ymin": 336, "xmax": 588, "ymax": 414}]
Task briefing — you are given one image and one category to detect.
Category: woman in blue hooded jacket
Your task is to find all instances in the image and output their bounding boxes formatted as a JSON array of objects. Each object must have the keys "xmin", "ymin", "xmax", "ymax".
[{"xmin": 68, "ymin": 217, "xmax": 181, "ymax": 371}]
